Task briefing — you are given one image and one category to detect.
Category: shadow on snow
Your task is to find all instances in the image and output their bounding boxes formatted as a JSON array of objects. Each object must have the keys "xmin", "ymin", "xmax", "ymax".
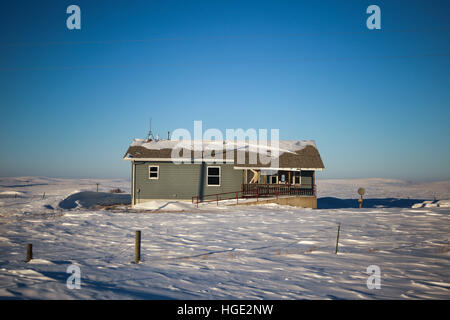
[
  {"xmin": 58, "ymin": 191, "xmax": 131, "ymax": 209},
  {"xmin": 318, "ymin": 197, "xmax": 429, "ymax": 209}
]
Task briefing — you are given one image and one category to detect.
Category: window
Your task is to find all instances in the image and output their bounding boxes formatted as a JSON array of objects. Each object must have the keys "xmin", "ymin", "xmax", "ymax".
[
  {"xmin": 270, "ymin": 176, "xmax": 278, "ymax": 184},
  {"xmin": 293, "ymin": 176, "xmax": 301, "ymax": 185},
  {"xmin": 300, "ymin": 171, "xmax": 313, "ymax": 188},
  {"xmin": 149, "ymin": 165, "xmax": 159, "ymax": 180},
  {"xmin": 207, "ymin": 166, "xmax": 220, "ymax": 186}
]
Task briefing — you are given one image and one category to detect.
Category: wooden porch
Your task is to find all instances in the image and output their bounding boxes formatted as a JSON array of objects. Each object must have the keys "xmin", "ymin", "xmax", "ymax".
[{"xmin": 242, "ymin": 183, "xmax": 316, "ymax": 198}]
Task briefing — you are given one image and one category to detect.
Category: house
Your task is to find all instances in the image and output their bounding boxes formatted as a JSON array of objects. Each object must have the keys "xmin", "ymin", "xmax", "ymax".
[{"xmin": 123, "ymin": 139, "xmax": 325, "ymax": 208}]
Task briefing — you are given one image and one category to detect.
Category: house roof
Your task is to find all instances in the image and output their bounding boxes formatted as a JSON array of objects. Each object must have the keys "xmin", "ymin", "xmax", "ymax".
[{"xmin": 123, "ymin": 139, "xmax": 325, "ymax": 170}]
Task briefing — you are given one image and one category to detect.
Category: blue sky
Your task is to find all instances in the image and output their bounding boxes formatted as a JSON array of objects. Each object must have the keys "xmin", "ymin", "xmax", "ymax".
[{"xmin": 0, "ymin": 0, "xmax": 449, "ymax": 181}]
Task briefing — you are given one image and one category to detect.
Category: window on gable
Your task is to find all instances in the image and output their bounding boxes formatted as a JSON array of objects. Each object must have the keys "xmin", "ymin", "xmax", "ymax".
[
  {"xmin": 149, "ymin": 166, "xmax": 159, "ymax": 180},
  {"xmin": 207, "ymin": 166, "xmax": 220, "ymax": 186}
]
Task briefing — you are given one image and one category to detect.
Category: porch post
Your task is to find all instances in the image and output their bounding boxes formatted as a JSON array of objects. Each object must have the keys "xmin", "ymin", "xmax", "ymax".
[
  {"xmin": 131, "ymin": 161, "xmax": 136, "ymax": 206},
  {"xmin": 313, "ymin": 171, "xmax": 316, "ymax": 197}
]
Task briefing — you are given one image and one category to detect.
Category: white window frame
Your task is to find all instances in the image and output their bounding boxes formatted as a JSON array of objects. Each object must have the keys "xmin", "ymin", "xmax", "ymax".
[
  {"xmin": 293, "ymin": 175, "xmax": 301, "ymax": 185},
  {"xmin": 270, "ymin": 175, "xmax": 278, "ymax": 184},
  {"xmin": 207, "ymin": 166, "xmax": 221, "ymax": 186},
  {"xmin": 149, "ymin": 165, "xmax": 159, "ymax": 180}
]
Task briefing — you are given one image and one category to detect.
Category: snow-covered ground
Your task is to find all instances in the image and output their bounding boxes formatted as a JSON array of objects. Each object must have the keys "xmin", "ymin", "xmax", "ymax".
[{"xmin": 0, "ymin": 177, "xmax": 449, "ymax": 299}]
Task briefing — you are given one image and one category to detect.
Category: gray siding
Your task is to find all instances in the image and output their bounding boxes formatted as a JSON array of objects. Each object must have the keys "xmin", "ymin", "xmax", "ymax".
[{"xmin": 133, "ymin": 161, "xmax": 243, "ymax": 202}]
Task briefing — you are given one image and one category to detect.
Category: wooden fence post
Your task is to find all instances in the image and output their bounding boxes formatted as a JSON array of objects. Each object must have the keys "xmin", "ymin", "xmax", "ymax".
[
  {"xmin": 26, "ymin": 243, "xmax": 33, "ymax": 262},
  {"xmin": 335, "ymin": 223, "xmax": 341, "ymax": 254},
  {"xmin": 135, "ymin": 230, "xmax": 141, "ymax": 263}
]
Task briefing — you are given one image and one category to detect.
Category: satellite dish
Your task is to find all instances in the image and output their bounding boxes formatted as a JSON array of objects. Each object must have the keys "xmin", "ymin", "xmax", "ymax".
[{"xmin": 357, "ymin": 188, "xmax": 365, "ymax": 196}]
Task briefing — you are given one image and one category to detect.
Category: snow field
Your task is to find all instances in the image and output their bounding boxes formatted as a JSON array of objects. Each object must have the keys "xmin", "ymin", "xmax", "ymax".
[{"xmin": 0, "ymin": 177, "xmax": 449, "ymax": 299}]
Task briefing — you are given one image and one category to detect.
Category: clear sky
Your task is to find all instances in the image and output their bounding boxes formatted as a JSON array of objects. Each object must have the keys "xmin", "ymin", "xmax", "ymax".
[{"xmin": 0, "ymin": 0, "xmax": 449, "ymax": 181}]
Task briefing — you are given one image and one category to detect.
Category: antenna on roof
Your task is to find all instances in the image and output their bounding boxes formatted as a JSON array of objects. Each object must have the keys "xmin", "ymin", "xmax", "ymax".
[{"xmin": 147, "ymin": 117, "xmax": 155, "ymax": 141}]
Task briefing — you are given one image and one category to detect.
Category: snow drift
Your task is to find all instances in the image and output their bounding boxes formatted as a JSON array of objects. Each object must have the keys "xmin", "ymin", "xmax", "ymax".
[{"xmin": 58, "ymin": 191, "xmax": 130, "ymax": 209}]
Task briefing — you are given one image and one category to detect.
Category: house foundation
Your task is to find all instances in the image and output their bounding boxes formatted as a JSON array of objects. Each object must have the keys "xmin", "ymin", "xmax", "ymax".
[{"xmin": 234, "ymin": 195, "xmax": 317, "ymax": 209}]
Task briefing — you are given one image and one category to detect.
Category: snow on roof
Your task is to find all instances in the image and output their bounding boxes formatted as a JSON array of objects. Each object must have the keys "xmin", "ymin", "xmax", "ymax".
[
  {"xmin": 124, "ymin": 138, "xmax": 325, "ymax": 169},
  {"xmin": 129, "ymin": 139, "xmax": 317, "ymax": 155}
]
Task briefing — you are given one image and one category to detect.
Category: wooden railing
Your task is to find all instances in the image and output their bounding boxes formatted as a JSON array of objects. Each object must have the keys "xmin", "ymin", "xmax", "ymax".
[
  {"xmin": 242, "ymin": 184, "xmax": 315, "ymax": 198},
  {"xmin": 191, "ymin": 184, "xmax": 316, "ymax": 208}
]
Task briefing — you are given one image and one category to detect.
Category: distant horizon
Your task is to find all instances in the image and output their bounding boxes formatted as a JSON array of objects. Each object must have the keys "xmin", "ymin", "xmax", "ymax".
[{"xmin": 0, "ymin": 175, "xmax": 449, "ymax": 184}]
